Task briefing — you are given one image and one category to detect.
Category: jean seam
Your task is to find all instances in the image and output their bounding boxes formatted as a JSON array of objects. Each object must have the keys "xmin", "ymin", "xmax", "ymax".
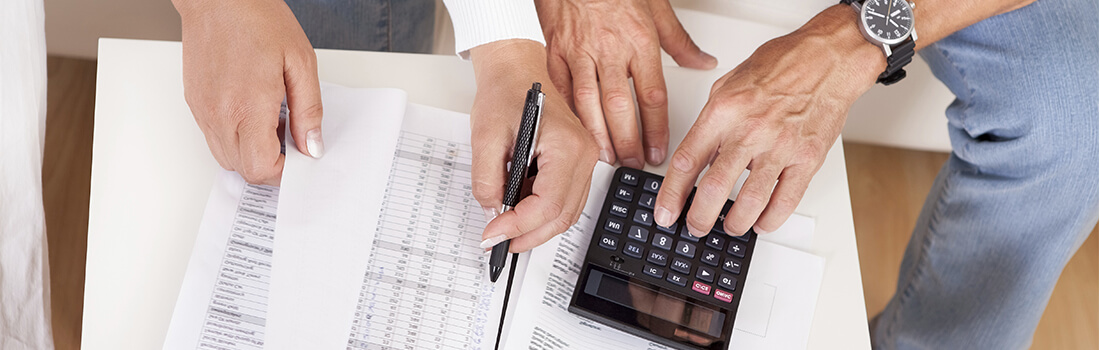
[
  {"xmin": 884, "ymin": 169, "xmax": 954, "ymax": 349},
  {"xmin": 934, "ymin": 43, "xmax": 979, "ymax": 161}
]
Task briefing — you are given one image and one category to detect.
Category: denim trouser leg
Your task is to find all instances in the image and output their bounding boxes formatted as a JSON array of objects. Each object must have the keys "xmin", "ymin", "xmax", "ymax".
[
  {"xmin": 871, "ymin": 0, "xmax": 1099, "ymax": 348},
  {"xmin": 283, "ymin": 0, "xmax": 436, "ymax": 53}
]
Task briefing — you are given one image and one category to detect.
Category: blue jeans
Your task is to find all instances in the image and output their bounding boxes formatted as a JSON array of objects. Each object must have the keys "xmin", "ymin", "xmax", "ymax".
[
  {"xmin": 871, "ymin": 0, "xmax": 1099, "ymax": 348},
  {"xmin": 284, "ymin": 0, "xmax": 435, "ymax": 53}
]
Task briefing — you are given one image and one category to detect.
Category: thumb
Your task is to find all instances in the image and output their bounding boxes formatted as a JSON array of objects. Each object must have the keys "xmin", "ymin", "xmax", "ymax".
[
  {"xmin": 285, "ymin": 50, "xmax": 325, "ymax": 158},
  {"xmin": 648, "ymin": 0, "xmax": 718, "ymax": 70}
]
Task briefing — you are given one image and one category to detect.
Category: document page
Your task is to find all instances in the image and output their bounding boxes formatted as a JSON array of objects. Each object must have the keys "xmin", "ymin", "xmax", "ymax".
[
  {"xmin": 163, "ymin": 171, "xmax": 279, "ymax": 350},
  {"xmin": 266, "ymin": 100, "xmax": 509, "ymax": 350},
  {"xmin": 503, "ymin": 163, "xmax": 825, "ymax": 350},
  {"xmin": 264, "ymin": 86, "xmax": 409, "ymax": 349},
  {"xmin": 345, "ymin": 106, "xmax": 502, "ymax": 350}
]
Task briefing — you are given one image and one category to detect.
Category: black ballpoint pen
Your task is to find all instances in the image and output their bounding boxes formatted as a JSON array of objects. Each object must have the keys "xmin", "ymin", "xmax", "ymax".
[{"xmin": 488, "ymin": 82, "xmax": 544, "ymax": 282}]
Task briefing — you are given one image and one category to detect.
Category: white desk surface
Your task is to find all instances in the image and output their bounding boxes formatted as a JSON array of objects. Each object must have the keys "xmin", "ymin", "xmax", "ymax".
[{"xmin": 85, "ymin": 38, "xmax": 870, "ymax": 349}]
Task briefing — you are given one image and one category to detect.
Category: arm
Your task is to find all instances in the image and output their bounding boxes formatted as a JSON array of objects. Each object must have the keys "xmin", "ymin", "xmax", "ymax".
[{"xmin": 653, "ymin": 0, "xmax": 1036, "ymax": 236}]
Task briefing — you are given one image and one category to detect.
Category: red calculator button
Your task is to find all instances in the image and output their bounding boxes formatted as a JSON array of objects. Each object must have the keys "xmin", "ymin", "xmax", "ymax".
[
  {"xmin": 713, "ymin": 289, "xmax": 734, "ymax": 303},
  {"xmin": 691, "ymin": 281, "xmax": 712, "ymax": 295}
]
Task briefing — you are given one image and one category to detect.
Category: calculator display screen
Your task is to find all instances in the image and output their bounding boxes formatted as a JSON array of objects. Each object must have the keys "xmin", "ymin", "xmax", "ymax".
[{"xmin": 583, "ymin": 269, "xmax": 725, "ymax": 338}]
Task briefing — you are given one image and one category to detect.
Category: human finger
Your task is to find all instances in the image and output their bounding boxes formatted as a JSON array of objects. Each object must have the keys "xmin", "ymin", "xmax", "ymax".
[
  {"xmin": 723, "ymin": 157, "xmax": 783, "ymax": 236},
  {"xmin": 753, "ymin": 164, "xmax": 815, "ymax": 234},
  {"xmin": 284, "ymin": 48, "xmax": 325, "ymax": 158},
  {"xmin": 683, "ymin": 147, "xmax": 750, "ymax": 237},
  {"xmin": 597, "ymin": 62, "xmax": 644, "ymax": 168},
  {"xmin": 647, "ymin": 0, "xmax": 717, "ymax": 69},
  {"xmin": 570, "ymin": 57, "xmax": 614, "ymax": 164},
  {"xmin": 629, "ymin": 54, "xmax": 670, "ymax": 166}
]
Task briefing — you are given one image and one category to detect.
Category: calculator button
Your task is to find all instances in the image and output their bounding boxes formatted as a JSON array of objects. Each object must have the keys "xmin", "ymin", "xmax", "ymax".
[
  {"xmin": 643, "ymin": 265, "xmax": 664, "ymax": 279},
  {"xmin": 727, "ymin": 241, "xmax": 746, "ymax": 258},
  {"xmin": 666, "ymin": 273, "xmax": 687, "ymax": 287},
  {"xmin": 657, "ymin": 222, "xmax": 677, "ymax": 234},
  {"xmin": 712, "ymin": 217, "xmax": 726, "ymax": 234},
  {"xmin": 627, "ymin": 226, "xmax": 650, "ymax": 243},
  {"xmin": 623, "ymin": 242, "xmax": 644, "ymax": 259},
  {"xmin": 679, "ymin": 226, "xmax": 700, "ymax": 242},
  {"xmin": 610, "ymin": 203, "xmax": 629, "ymax": 217},
  {"xmin": 701, "ymin": 250, "xmax": 720, "ymax": 266},
  {"xmin": 638, "ymin": 193, "xmax": 656, "ymax": 209},
  {"xmin": 718, "ymin": 274, "xmax": 738, "ymax": 291},
  {"xmin": 646, "ymin": 250, "xmax": 669, "ymax": 266},
  {"xmin": 713, "ymin": 289, "xmax": 734, "ymax": 303},
  {"xmin": 733, "ymin": 233, "xmax": 751, "ymax": 242},
  {"xmin": 598, "ymin": 235, "xmax": 619, "ymax": 251},
  {"xmin": 670, "ymin": 258, "xmax": 692, "ymax": 274},
  {"xmin": 722, "ymin": 259, "xmax": 742, "ymax": 275},
  {"xmin": 615, "ymin": 186, "xmax": 634, "ymax": 202},
  {"xmin": 643, "ymin": 178, "xmax": 661, "ymax": 193},
  {"xmin": 604, "ymin": 218, "xmax": 623, "ymax": 234},
  {"xmin": 705, "ymin": 235, "xmax": 725, "ymax": 250},
  {"xmin": 621, "ymin": 171, "xmax": 639, "ymax": 186},
  {"xmin": 652, "ymin": 234, "xmax": 673, "ymax": 250},
  {"xmin": 674, "ymin": 241, "xmax": 697, "ymax": 258},
  {"xmin": 696, "ymin": 266, "xmax": 715, "ymax": 283},
  {"xmin": 632, "ymin": 210, "xmax": 654, "ymax": 226},
  {"xmin": 691, "ymin": 281, "xmax": 712, "ymax": 296}
]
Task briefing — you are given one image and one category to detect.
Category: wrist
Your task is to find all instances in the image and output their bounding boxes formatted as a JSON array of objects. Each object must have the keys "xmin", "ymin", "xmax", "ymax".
[
  {"xmin": 470, "ymin": 39, "xmax": 551, "ymax": 87},
  {"xmin": 799, "ymin": 4, "xmax": 888, "ymax": 84}
]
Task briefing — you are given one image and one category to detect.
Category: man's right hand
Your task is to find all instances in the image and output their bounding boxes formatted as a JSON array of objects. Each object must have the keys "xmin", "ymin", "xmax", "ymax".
[
  {"xmin": 174, "ymin": 0, "xmax": 324, "ymax": 186},
  {"xmin": 534, "ymin": 0, "xmax": 717, "ymax": 169}
]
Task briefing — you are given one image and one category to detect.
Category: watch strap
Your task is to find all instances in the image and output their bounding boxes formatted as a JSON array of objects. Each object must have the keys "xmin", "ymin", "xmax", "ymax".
[{"xmin": 878, "ymin": 38, "xmax": 914, "ymax": 85}]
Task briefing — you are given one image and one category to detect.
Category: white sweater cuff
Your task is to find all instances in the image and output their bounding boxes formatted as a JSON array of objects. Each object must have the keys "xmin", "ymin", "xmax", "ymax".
[{"xmin": 442, "ymin": 0, "xmax": 546, "ymax": 60}]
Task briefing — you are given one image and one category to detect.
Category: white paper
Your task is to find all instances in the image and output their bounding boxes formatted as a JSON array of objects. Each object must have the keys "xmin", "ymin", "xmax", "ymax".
[
  {"xmin": 163, "ymin": 171, "xmax": 280, "ymax": 350},
  {"xmin": 502, "ymin": 162, "xmax": 825, "ymax": 350},
  {"xmin": 267, "ymin": 99, "xmax": 510, "ymax": 350},
  {"xmin": 265, "ymin": 85, "xmax": 408, "ymax": 349}
]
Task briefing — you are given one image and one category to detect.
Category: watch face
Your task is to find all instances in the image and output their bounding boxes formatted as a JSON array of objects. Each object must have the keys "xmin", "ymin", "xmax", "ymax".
[{"xmin": 861, "ymin": 0, "xmax": 914, "ymax": 44}]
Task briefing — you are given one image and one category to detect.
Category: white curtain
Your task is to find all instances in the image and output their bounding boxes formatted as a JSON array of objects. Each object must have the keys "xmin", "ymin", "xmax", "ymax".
[{"xmin": 0, "ymin": 0, "xmax": 54, "ymax": 348}]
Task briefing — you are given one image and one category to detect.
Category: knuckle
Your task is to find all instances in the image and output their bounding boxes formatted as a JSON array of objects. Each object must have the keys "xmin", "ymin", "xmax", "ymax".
[
  {"xmin": 738, "ymin": 185, "xmax": 770, "ymax": 208},
  {"xmin": 295, "ymin": 101, "xmax": 324, "ymax": 120},
  {"xmin": 573, "ymin": 87, "xmax": 600, "ymax": 103},
  {"xmin": 671, "ymin": 149, "xmax": 700, "ymax": 173},
  {"xmin": 639, "ymin": 86, "xmax": 668, "ymax": 108},
  {"xmin": 698, "ymin": 176, "xmax": 732, "ymax": 199},
  {"xmin": 470, "ymin": 179, "xmax": 499, "ymax": 204},
  {"xmin": 603, "ymin": 90, "xmax": 634, "ymax": 114}
]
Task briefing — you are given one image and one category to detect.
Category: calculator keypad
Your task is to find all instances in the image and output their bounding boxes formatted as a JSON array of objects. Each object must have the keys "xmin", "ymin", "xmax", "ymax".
[{"xmin": 591, "ymin": 168, "xmax": 756, "ymax": 310}]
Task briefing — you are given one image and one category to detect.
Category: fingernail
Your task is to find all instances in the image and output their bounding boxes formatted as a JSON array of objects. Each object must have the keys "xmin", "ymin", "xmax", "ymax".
[
  {"xmin": 687, "ymin": 224, "xmax": 707, "ymax": 237},
  {"xmin": 479, "ymin": 234, "xmax": 507, "ymax": 249},
  {"xmin": 482, "ymin": 207, "xmax": 499, "ymax": 223},
  {"xmin": 647, "ymin": 147, "xmax": 666, "ymax": 165},
  {"xmin": 655, "ymin": 206, "xmax": 674, "ymax": 227},
  {"xmin": 599, "ymin": 149, "xmax": 613, "ymax": 164},
  {"xmin": 752, "ymin": 226, "xmax": 769, "ymax": 235},
  {"xmin": 305, "ymin": 128, "xmax": 324, "ymax": 158},
  {"xmin": 701, "ymin": 51, "xmax": 718, "ymax": 66},
  {"xmin": 622, "ymin": 157, "xmax": 644, "ymax": 169}
]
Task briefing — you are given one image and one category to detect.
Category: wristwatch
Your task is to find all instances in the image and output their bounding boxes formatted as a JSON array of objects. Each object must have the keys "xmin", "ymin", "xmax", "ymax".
[{"xmin": 842, "ymin": 0, "xmax": 918, "ymax": 85}]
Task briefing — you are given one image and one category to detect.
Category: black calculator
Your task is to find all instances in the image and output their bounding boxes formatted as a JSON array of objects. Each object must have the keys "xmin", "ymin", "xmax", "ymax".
[{"xmin": 568, "ymin": 167, "xmax": 757, "ymax": 350}]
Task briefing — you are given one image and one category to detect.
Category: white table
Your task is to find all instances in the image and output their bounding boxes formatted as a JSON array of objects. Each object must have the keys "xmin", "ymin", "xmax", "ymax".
[{"xmin": 85, "ymin": 38, "xmax": 870, "ymax": 349}]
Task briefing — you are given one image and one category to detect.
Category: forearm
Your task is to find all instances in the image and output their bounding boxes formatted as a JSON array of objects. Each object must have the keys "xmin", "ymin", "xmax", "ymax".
[{"xmin": 911, "ymin": 0, "xmax": 1036, "ymax": 49}]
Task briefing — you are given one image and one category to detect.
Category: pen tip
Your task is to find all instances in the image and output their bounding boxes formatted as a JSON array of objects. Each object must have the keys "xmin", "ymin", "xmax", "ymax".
[
  {"xmin": 489, "ymin": 266, "xmax": 504, "ymax": 282},
  {"xmin": 532, "ymin": 82, "xmax": 541, "ymax": 91}
]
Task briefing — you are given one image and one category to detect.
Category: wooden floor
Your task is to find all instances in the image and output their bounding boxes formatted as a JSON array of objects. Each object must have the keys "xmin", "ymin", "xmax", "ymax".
[{"xmin": 41, "ymin": 56, "xmax": 1097, "ymax": 349}]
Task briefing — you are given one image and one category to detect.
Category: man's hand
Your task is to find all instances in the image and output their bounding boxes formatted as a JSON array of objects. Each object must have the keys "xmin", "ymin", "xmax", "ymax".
[
  {"xmin": 175, "ymin": 0, "xmax": 323, "ymax": 186},
  {"xmin": 469, "ymin": 40, "xmax": 600, "ymax": 253},
  {"xmin": 654, "ymin": 5, "xmax": 884, "ymax": 237},
  {"xmin": 535, "ymin": 0, "xmax": 717, "ymax": 168}
]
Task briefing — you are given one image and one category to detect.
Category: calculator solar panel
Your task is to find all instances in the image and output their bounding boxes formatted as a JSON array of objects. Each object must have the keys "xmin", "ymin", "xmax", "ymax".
[{"xmin": 569, "ymin": 167, "xmax": 757, "ymax": 350}]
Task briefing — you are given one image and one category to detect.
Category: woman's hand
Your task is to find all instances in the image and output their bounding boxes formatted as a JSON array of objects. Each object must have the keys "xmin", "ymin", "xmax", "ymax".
[
  {"xmin": 469, "ymin": 40, "xmax": 600, "ymax": 253},
  {"xmin": 175, "ymin": 0, "xmax": 323, "ymax": 186}
]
